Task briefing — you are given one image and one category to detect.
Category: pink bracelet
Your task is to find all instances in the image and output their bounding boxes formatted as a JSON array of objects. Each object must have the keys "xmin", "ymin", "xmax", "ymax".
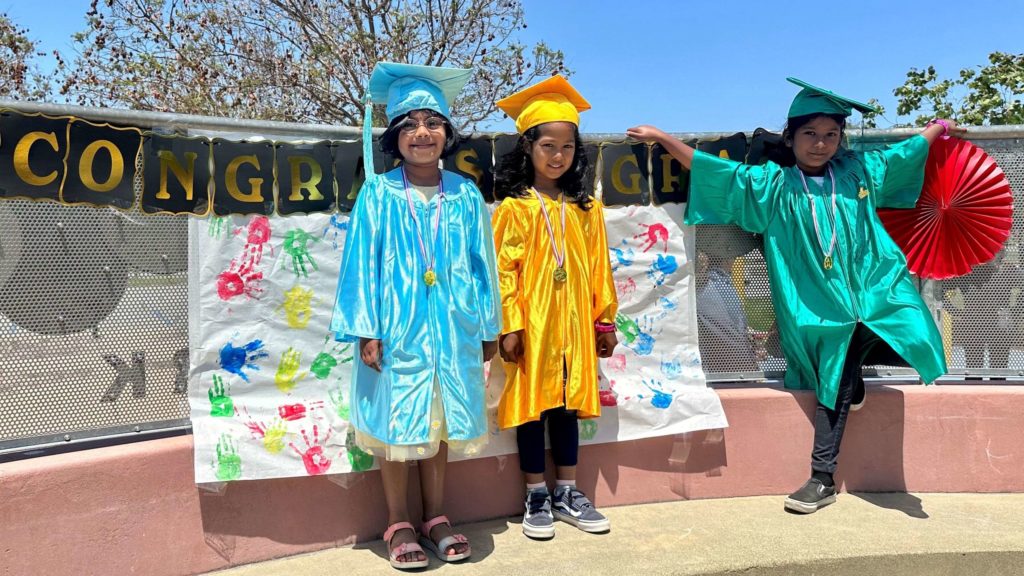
[
  {"xmin": 594, "ymin": 322, "xmax": 616, "ymax": 333},
  {"xmin": 926, "ymin": 118, "xmax": 950, "ymax": 137}
]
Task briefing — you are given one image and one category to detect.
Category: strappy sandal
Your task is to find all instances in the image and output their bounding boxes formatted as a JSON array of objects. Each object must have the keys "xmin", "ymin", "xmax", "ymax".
[
  {"xmin": 383, "ymin": 521, "xmax": 428, "ymax": 570},
  {"xmin": 419, "ymin": 515, "xmax": 471, "ymax": 562}
]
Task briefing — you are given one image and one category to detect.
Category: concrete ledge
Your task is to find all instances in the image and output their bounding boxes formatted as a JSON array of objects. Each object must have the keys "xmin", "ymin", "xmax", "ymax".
[
  {"xmin": 2, "ymin": 384, "xmax": 1022, "ymax": 575},
  {"xmin": 209, "ymin": 493, "xmax": 1024, "ymax": 576}
]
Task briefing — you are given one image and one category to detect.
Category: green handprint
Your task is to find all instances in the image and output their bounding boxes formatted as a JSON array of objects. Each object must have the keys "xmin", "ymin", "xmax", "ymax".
[
  {"xmin": 283, "ymin": 228, "xmax": 319, "ymax": 277},
  {"xmin": 345, "ymin": 428, "xmax": 374, "ymax": 472},
  {"xmin": 274, "ymin": 347, "xmax": 307, "ymax": 393},
  {"xmin": 328, "ymin": 381, "xmax": 350, "ymax": 420},
  {"xmin": 208, "ymin": 373, "xmax": 234, "ymax": 417},
  {"xmin": 311, "ymin": 342, "xmax": 353, "ymax": 380},
  {"xmin": 208, "ymin": 216, "xmax": 229, "ymax": 239},
  {"xmin": 579, "ymin": 419, "xmax": 598, "ymax": 441},
  {"xmin": 615, "ymin": 312, "xmax": 640, "ymax": 344},
  {"xmin": 214, "ymin": 434, "xmax": 242, "ymax": 481}
]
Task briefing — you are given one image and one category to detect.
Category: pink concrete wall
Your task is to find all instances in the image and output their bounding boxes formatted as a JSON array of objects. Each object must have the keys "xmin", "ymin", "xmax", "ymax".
[{"xmin": 2, "ymin": 384, "xmax": 1022, "ymax": 576}]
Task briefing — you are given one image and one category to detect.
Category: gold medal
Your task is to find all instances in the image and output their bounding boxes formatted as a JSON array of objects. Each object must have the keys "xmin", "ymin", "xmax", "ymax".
[
  {"xmin": 423, "ymin": 270, "xmax": 437, "ymax": 286},
  {"xmin": 553, "ymin": 266, "xmax": 567, "ymax": 283},
  {"xmin": 823, "ymin": 256, "xmax": 833, "ymax": 270}
]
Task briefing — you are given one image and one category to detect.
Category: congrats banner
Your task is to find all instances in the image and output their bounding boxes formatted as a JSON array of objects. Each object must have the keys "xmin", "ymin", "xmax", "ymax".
[
  {"xmin": 0, "ymin": 108, "xmax": 747, "ymax": 214},
  {"xmin": 187, "ymin": 205, "xmax": 727, "ymax": 483}
]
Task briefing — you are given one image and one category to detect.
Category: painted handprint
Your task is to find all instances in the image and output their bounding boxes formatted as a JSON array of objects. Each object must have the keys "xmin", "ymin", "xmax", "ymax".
[
  {"xmin": 579, "ymin": 419, "xmax": 598, "ymax": 440},
  {"xmin": 219, "ymin": 339, "xmax": 268, "ymax": 383},
  {"xmin": 345, "ymin": 428, "xmax": 374, "ymax": 472},
  {"xmin": 311, "ymin": 341, "xmax": 353, "ymax": 380},
  {"xmin": 214, "ymin": 434, "xmax": 242, "ymax": 481},
  {"xmin": 616, "ymin": 314, "xmax": 657, "ymax": 356},
  {"xmin": 241, "ymin": 407, "xmax": 288, "ymax": 454},
  {"xmin": 610, "ymin": 239, "xmax": 635, "ymax": 272},
  {"xmin": 280, "ymin": 285, "xmax": 315, "ymax": 329},
  {"xmin": 282, "ymin": 228, "xmax": 319, "ymax": 277},
  {"xmin": 653, "ymin": 296, "xmax": 679, "ymax": 321},
  {"xmin": 598, "ymin": 377, "xmax": 619, "ymax": 407},
  {"xmin": 208, "ymin": 373, "xmax": 234, "ymax": 417},
  {"xmin": 322, "ymin": 213, "xmax": 348, "ymax": 251},
  {"xmin": 274, "ymin": 347, "xmax": 307, "ymax": 393},
  {"xmin": 278, "ymin": 400, "xmax": 324, "ymax": 422},
  {"xmin": 647, "ymin": 253, "xmax": 679, "ymax": 287},
  {"xmin": 217, "ymin": 216, "xmax": 272, "ymax": 301},
  {"xmin": 641, "ymin": 379, "xmax": 674, "ymax": 409},
  {"xmin": 289, "ymin": 424, "xmax": 333, "ymax": 475},
  {"xmin": 328, "ymin": 381, "xmax": 350, "ymax": 420},
  {"xmin": 615, "ymin": 277, "xmax": 637, "ymax": 303},
  {"xmin": 634, "ymin": 222, "xmax": 669, "ymax": 253},
  {"xmin": 208, "ymin": 216, "xmax": 229, "ymax": 239},
  {"xmin": 606, "ymin": 353, "xmax": 627, "ymax": 372},
  {"xmin": 660, "ymin": 355, "xmax": 684, "ymax": 380}
]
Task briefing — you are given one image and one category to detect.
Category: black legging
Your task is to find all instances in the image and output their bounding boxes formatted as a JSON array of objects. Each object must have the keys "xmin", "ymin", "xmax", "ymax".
[{"xmin": 516, "ymin": 407, "xmax": 579, "ymax": 474}]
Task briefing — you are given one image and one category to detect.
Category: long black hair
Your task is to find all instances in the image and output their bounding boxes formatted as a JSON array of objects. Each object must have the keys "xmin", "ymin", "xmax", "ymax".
[
  {"xmin": 761, "ymin": 112, "xmax": 847, "ymax": 167},
  {"xmin": 494, "ymin": 122, "xmax": 592, "ymax": 210},
  {"xmin": 378, "ymin": 109, "xmax": 461, "ymax": 160}
]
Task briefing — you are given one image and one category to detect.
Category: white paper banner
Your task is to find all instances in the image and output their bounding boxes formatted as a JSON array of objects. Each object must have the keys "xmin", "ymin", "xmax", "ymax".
[{"xmin": 188, "ymin": 203, "xmax": 727, "ymax": 483}]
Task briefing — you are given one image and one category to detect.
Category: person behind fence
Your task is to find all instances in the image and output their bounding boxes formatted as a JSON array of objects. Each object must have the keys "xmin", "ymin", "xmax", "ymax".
[
  {"xmin": 492, "ymin": 76, "xmax": 618, "ymax": 539},
  {"xmin": 330, "ymin": 62, "xmax": 502, "ymax": 569},
  {"xmin": 628, "ymin": 78, "xmax": 965, "ymax": 514}
]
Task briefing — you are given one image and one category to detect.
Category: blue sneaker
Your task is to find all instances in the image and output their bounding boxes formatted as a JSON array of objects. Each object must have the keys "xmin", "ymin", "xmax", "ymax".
[
  {"xmin": 522, "ymin": 488, "xmax": 555, "ymax": 539},
  {"xmin": 552, "ymin": 485, "xmax": 610, "ymax": 533}
]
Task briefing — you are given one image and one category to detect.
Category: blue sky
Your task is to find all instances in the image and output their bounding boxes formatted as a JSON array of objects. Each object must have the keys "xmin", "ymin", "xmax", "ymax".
[{"xmin": 4, "ymin": 0, "xmax": 1023, "ymax": 133}]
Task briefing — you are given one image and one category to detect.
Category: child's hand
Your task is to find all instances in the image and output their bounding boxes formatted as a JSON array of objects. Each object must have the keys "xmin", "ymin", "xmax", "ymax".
[
  {"xmin": 595, "ymin": 331, "xmax": 618, "ymax": 358},
  {"xmin": 482, "ymin": 340, "xmax": 498, "ymax": 361},
  {"xmin": 358, "ymin": 337, "xmax": 382, "ymax": 372},
  {"xmin": 499, "ymin": 330, "xmax": 525, "ymax": 364},
  {"xmin": 944, "ymin": 119, "xmax": 967, "ymax": 137},
  {"xmin": 626, "ymin": 125, "xmax": 667, "ymax": 144}
]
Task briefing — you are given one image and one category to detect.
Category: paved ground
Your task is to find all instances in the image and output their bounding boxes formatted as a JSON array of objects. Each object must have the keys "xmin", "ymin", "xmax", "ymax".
[{"xmin": 207, "ymin": 492, "xmax": 1024, "ymax": 575}]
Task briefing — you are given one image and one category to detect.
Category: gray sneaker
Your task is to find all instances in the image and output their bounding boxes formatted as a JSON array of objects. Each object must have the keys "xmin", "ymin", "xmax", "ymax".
[
  {"xmin": 522, "ymin": 488, "xmax": 555, "ymax": 539},
  {"xmin": 552, "ymin": 486, "xmax": 610, "ymax": 533}
]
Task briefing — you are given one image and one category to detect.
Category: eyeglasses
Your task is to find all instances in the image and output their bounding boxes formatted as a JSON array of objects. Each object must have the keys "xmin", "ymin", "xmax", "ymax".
[{"xmin": 399, "ymin": 117, "xmax": 447, "ymax": 134}]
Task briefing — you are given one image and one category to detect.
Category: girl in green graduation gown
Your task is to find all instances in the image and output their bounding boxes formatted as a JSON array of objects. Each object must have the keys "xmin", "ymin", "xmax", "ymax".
[{"xmin": 628, "ymin": 78, "xmax": 966, "ymax": 513}]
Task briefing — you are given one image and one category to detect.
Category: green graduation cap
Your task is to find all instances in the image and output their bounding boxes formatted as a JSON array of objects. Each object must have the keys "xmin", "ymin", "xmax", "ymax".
[{"xmin": 786, "ymin": 77, "xmax": 879, "ymax": 119}]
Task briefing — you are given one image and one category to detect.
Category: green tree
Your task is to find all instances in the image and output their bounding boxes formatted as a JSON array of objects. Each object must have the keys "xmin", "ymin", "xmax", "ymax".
[
  {"xmin": 894, "ymin": 52, "xmax": 1024, "ymax": 126},
  {"xmin": 0, "ymin": 13, "xmax": 52, "ymax": 100},
  {"xmin": 59, "ymin": 0, "xmax": 567, "ymax": 130}
]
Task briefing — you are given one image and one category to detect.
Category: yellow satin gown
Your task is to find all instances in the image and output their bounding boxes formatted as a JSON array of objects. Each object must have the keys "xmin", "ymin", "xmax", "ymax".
[{"xmin": 492, "ymin": 193, "xmax": 618, "ymax": 429}]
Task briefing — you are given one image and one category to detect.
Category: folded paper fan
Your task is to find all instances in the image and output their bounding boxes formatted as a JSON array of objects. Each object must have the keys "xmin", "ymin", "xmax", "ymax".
[{"xmin": 878, "ymin": 137, "xmax": 1013, "ymax": 279}]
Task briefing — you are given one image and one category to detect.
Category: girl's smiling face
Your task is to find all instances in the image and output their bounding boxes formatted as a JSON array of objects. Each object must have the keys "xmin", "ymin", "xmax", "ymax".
[
  {"xmin": 527, "ymin": 121, "xmax": 577, "ymax": 185},
  {"xmin": 396, "ymin": 109, "xmax": 448, "ymax": 168},
  {"xmin": 788, "ymin": 115, "xmax": 842, "ymax": 175}
]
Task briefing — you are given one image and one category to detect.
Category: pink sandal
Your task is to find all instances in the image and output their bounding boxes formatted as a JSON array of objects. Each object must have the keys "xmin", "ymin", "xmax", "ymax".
[
  {"xmin": 383, "ymin": 522, "xmax": 428, "ymax": 570},
  {"xmin": 419, "ymin": 515, "xmax": 471, "ymax": 562}
]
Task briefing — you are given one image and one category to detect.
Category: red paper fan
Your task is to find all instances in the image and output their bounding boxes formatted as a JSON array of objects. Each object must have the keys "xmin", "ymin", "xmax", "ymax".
[{"xmin": 878, "ymin": 137, "xmax": 1014, "ymax": 280}]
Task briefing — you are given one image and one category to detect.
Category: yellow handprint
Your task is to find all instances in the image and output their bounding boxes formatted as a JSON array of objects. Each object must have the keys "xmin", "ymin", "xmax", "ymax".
[
  {"xmin": 262, "ymin": 418, "xmax": 288, "ymax": 453},
  {"xmin": 282, "ymin": 285, "xmax": 314, "ymax": 329},
  {"xmin": 274, "ymin": 347, "xmax": 307, "ymax": 393}
]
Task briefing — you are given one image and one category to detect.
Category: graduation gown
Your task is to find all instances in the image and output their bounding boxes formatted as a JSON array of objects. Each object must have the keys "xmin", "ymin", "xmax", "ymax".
[
  {"xmin": 493, "ymin": 195, "xmax": 618, "ymax": 429},
  {"xmin": 331, "ymin": 168, "xmax": 502, "ymax": 445},
  {"xmin": 686, "ymin": 135, "xmax": 947, "ymax": 409}
]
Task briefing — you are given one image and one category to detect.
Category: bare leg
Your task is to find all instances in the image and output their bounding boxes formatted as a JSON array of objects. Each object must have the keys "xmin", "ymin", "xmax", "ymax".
[
  {"xmin": 418, "ymin": 442, "xmax": 468, "ymax": 556},
  {"xmin": 380, "ymin": 459, "xmax": 424, "ymax": 563},
  {"xmin": 555, "ymin": 465, "xmax": 576, "ymax": 483}
]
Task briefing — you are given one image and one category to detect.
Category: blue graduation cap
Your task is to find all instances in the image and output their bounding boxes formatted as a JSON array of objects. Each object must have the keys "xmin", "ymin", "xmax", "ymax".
[{"xmin": 362, "ymin": 62, "xmax": 472, "ymax": 177}]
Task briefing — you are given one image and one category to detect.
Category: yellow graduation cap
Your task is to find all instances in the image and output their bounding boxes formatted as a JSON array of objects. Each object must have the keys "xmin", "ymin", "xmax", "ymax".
[{"xmin": 497, "ymin": 75, "xmax": 591, "ymax": 134}]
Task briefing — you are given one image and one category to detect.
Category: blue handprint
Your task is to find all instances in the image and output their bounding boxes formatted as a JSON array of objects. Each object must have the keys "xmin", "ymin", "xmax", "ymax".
[
  {"xmin": 322, "ymin": 214, "xmax": 348, "ymax": 250},
  {"xmin": 219, "ymin": 339, "xmax": 269, "ymax": 383},
  {"xmin": 647, "ymin": 253, "xmax": 679, "ymax": 287},
  {"xmin": 641, "ymin": 379, "xmax": 674, "ymax": 409}
]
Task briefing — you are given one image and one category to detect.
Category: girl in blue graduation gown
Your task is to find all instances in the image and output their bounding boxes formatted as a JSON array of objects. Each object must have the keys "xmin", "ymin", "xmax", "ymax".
[{"xmin": 331, "ymin": 62, "xmax": 501, "ymax": 569}]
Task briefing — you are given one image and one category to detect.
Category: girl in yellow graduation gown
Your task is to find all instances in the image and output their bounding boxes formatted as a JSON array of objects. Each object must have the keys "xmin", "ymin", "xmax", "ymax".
[{"xmin": 492, "ymin": 76, "xmax": 618, "ymax": 539}]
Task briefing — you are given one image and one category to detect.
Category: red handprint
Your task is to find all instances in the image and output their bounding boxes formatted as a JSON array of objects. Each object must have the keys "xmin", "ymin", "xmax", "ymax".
[
  {"xmin": 278, "ymin": 400, "xmax": 324, "ymax": 422},
  {"xmin": 599, "ymin": 377, "xmax": 619, "ymax": 407},
  {"xmin": 289, "ymin": 424, "xmax": 333, "ymax": 475},
  {"xmin": 634, "ymin": 222, "xmax": 669, "ymax": 253},
  {"xmin": 218, "ymin": 216, "xmax": 273, "ymax": 301}
]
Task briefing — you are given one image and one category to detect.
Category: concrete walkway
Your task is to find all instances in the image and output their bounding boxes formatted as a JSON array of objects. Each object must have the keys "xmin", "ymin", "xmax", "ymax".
[{"xmin": 207, "ymin": 493, "xmax": 1024, "ymax": 575}]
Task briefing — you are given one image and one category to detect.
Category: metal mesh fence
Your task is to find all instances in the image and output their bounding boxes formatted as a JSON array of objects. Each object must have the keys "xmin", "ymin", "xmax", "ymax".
[{"xmin": 1, "ymin": 120, "xmax": 1021, "ymax": 453}]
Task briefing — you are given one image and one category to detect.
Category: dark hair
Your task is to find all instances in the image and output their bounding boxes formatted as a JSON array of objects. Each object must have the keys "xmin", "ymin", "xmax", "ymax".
[
  {"xmin": 378, "ymin": 109, "xmax": 461, "ymax": 160},
  {"xmin": 764, "ymin": 113, "xmax": 847, "ymax": 167},
  {"xmin": 494, "ymin": 123, "xmax": 592, "ymax": 210}
]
